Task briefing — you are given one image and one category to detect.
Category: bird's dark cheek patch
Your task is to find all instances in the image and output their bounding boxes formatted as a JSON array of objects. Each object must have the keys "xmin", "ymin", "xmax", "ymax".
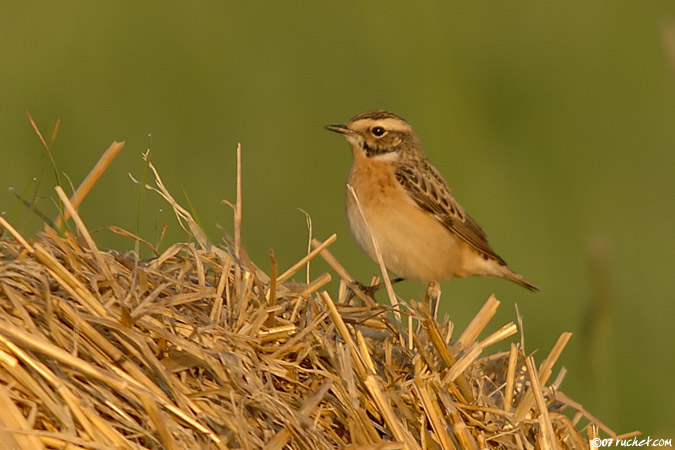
[{"xmin": 363, "ymin": 142, "xmax": 374, "ymax": 156}]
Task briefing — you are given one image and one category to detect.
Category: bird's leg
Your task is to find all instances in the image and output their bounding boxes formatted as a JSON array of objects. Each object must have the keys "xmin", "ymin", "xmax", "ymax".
[
  {"xmin": 424, "ymin": 281, "xmax": 441, "ymax": 320},
  {"xmin": 351, "ymin": 277, "xmax": 404, "ymax": 301}
]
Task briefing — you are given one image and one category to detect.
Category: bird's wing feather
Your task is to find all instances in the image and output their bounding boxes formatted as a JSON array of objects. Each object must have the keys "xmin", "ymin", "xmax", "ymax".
[{"xmin": 395, "ymin": 160, "xmax": 507, "ymax": 265}]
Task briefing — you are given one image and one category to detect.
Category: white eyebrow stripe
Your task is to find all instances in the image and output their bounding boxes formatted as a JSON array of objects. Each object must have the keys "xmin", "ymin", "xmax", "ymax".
[
  {"xmin": 374, "ymin": 118, "xmax": 412, "ymax": 133},
  {"xmin": 355, "ymin": 117, "xmax": 412, "ymax": 134}
]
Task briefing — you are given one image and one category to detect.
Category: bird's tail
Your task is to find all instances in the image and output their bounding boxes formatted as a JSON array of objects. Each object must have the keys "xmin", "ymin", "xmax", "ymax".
[{"xmin": 503, "ymin": 269, "xmax": 539, "ymax": 292}]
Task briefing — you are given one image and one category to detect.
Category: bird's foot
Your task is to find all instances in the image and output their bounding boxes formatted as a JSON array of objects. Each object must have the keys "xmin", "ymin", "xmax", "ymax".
[
  {"xmin": 349, "ymin": 277, "xmax": 404, "ymax": 303},
  {"xmin": 424, "ymin": 281, "xmax": 441, "ymax": 320}
]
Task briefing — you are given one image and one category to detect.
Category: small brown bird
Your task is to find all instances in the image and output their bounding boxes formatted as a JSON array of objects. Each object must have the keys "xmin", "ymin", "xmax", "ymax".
[{"xmin": 326, "ymin": 110, "xmax": 538, "ymax": 291}]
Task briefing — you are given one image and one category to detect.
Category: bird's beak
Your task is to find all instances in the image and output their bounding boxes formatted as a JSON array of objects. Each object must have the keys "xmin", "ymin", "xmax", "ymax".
[{"xmin": 325, "ymin": 124, "xmax": 351, "ymax": 135}]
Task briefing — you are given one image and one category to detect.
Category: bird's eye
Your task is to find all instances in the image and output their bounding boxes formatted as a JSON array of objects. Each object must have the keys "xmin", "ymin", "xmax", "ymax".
[{"xmin": 371, "ymin": 126, "xmax": 386, "ymax": 137}]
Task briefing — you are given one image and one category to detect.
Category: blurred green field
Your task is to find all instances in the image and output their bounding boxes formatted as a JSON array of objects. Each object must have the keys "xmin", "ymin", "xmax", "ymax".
[{"xmin": 1, "ymin": 0, "xmax": 674, "ymax": 438}]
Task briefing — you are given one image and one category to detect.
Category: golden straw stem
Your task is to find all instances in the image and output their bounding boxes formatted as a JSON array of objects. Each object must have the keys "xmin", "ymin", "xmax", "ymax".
[
  {"xmin": 52, "ymin": 140, "xmax": 125, "ymax": 229},
  {"xmin": 0, "ymin": 216, "xmax": 34, "ymax": 253},
  {"xmin": 278, "ymin": 233, "xmax": 337, "ymax": 284},
  {"xmin": 504, "ymin": 343, "xmax": 519, "ymax": 413},
  {"xmin": 234, "ymin": 143, "xmax": 242, "ymax": 262},
  {"xmin": 456, "ymin": 294, "xmax": 500, "ymax": 350}
]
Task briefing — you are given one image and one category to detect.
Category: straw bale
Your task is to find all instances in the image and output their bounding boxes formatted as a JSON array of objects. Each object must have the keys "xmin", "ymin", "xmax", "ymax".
[{"xmin": 0, "ymin": 224, "xmax": 620, "ymax": 449}]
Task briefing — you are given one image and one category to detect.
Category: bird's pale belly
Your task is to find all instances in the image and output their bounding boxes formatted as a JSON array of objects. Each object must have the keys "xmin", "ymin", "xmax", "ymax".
[{"xmin": 346, "ymin": 165, "xmax": 465, "ymax": 282}]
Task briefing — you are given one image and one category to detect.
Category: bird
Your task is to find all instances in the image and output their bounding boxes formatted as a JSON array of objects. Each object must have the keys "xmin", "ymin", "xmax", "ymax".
[{"xmin": 325, "ymin": 110, "xmax": 538, "ymax": 292}]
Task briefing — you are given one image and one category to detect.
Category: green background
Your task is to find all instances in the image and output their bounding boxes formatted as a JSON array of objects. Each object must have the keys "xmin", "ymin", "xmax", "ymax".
[{"xmin": 2, "ymin": 1, "xmax": 674, "ymax": 439}]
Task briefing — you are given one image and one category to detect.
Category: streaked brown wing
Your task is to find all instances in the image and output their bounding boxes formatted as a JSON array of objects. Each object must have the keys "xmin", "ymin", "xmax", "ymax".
[{"xmin": 395, "ymin": 161, "xmax": 507, "ymax": 265}]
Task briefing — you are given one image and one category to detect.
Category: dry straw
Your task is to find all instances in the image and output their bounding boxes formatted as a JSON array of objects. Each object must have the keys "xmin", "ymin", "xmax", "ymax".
[{"xmin": 0, "ymin": 142, "xmax": 631, "ymax": 449}]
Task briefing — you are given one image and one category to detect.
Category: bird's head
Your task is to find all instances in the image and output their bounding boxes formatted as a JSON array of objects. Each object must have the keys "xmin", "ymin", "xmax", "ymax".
[{"xmin": 326, "ymin": 110, "xmax": 421, "ymax": 162}]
